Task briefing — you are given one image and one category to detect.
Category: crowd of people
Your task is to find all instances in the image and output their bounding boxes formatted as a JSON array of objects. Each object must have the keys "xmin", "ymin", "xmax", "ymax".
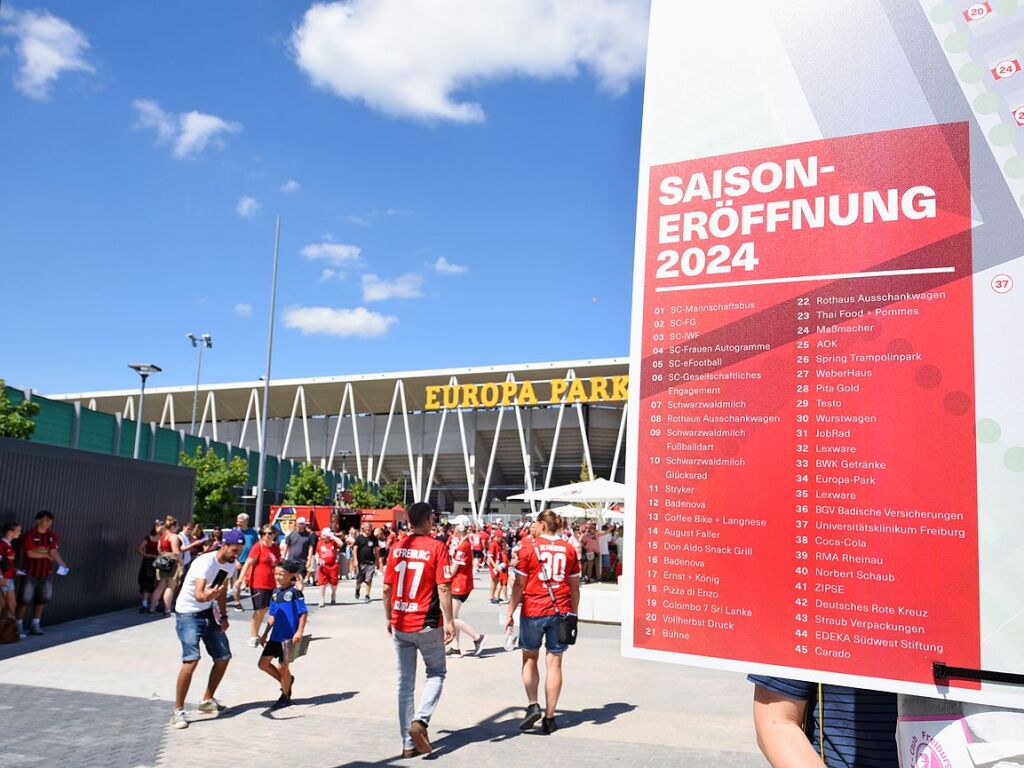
[
  {"xmin": 137, "ymin": 503, "xmax": 590, "ymax": 756},
  {"xmin": 2, "ymin": 503, "xmax": 909, "ymax": 766}
]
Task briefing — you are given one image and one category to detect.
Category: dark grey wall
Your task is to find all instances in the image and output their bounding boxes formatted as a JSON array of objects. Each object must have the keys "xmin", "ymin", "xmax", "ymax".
[{"xmin": 0, "ymin": 436, "xmax": 195, "ymax": 625}]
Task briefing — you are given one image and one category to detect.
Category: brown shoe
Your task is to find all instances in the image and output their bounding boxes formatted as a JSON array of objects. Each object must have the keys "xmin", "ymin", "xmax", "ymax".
[
  {"xmin": 401, "ymin": 748, "xmax": 419, "ymax": 758},
  {"xmin": 409, "ymin": 719, "xmax": 432, "ymax": 754}
]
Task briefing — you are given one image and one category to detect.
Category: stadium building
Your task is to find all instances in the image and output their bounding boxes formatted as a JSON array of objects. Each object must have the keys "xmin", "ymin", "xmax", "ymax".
[{"xmin": 51, "ymin": 357, "xmax": 630, "ymax": 516}]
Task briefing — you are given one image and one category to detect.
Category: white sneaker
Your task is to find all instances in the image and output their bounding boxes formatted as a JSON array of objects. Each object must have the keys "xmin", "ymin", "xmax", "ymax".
[
  {"xmin": 197, "ymin": 698, "xmax": 227, "ymax": 713},
  {"xmin": 246, "ymin": 637, "xmax": 259, "ymax": 648},
  {"xmin": 318, "ymin": 600, "xmax": 325, "ymax": 608},
  {"xmin": 170, "ymin": 709, "xmax": 189, "ymax": 729}
]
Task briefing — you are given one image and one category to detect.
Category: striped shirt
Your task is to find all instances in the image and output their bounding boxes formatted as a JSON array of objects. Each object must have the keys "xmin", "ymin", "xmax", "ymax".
[
  {"xmin": 22, "ymin": 528, "xmax": 59, "ymax": 578},
  {"xmin": 749, "ymin": 676, "xmax": 898, "ymax": 768}
]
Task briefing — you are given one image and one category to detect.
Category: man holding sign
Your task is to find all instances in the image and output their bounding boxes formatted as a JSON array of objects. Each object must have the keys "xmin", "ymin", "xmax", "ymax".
[{"xmin": 170, "ymin": 529, "xmax": 244, "ymax": 730}]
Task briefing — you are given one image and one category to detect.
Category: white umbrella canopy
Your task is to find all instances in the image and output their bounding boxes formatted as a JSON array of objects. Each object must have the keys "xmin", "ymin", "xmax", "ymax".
[
  {"xmin": 531, "ymin": 504, "xmax": 595, "ymax": 520},
  {"xmin": 448, "ymin": 514, "xmax": 472, "ymax": 527},
  {"xmin": 508, "ymin": 477, "xmax": 626, "ymax": 504}
]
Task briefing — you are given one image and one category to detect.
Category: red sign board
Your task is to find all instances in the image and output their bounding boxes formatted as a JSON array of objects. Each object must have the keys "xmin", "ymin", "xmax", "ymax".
[{"xmin": 631, "ymin": 124, "xmax": 981, "ymax": 689}]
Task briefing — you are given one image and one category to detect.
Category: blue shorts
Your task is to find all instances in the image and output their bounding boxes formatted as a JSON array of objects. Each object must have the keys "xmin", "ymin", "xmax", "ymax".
[
  {"xmin": 176, "ymin": 612, "xmax": 232, "ymax": 663},
  {"xmin": 519, "ymin": 614, "xmax": 568, "ymax": 655}
]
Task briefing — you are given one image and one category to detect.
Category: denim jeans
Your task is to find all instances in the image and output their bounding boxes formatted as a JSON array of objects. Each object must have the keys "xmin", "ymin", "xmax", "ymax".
[{"xmin": 393, "ymin": 626, "xmax": 447, "ymax": 750}]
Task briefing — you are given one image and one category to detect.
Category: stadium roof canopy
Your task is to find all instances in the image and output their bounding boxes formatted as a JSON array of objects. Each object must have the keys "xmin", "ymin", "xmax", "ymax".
[{"xmin": 48, "ymin": 357, "xmax": 629, "ymax": 422}]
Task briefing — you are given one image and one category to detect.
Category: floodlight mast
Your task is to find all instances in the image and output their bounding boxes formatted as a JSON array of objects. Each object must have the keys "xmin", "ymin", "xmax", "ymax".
[
  {"xmin": 254, "ymin": 216, "xmax": 281, "ymax": 529},
  {"xmin": 127, "ymin": 363, "xmax": 162, "ymax": 460},
  {"xmin": 187, "ymin": 333, "xmax": 213, "ymax": 433}
]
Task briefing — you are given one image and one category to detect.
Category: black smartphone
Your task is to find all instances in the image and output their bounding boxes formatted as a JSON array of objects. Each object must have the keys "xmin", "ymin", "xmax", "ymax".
[{"xmin": 211, "ymin": 569, "xmax": 229, "ymax": 588}]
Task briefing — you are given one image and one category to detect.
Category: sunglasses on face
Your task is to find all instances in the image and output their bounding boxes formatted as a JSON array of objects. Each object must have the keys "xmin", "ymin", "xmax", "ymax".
[{"xmin": 261, "ymin": 530, "xmax": 274, "ymax": 536}]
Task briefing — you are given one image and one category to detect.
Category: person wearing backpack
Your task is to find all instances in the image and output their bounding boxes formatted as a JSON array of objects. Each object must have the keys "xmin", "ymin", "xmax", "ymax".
[{"xmin": 504, "ymin": 509, "xmax": 581, "ymax": 735}]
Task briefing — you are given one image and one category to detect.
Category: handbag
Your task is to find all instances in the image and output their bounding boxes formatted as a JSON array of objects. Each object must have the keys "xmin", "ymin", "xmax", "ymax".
[
  {"xmin": 153, "ymin": 555, "xmax": 175, "ymax": 574},
  {"xmin": 538, "ymin": 549, "xmax": 578, "ymax": 646},
  {"xmin": 0, "ymin": 615, "xmax": 19, "ymax": 644}
]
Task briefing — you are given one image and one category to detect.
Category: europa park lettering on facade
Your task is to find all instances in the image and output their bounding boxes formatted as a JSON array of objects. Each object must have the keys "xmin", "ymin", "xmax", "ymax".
[{"xmin": 423, "ymin": 376, "xmax": 629, "ymax": 410}]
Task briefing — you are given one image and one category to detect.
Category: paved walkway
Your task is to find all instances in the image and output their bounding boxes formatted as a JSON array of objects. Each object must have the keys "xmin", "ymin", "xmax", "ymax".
[{"xmin": 0, "ymin": 573, "xmax": 767, "ymax": 767}]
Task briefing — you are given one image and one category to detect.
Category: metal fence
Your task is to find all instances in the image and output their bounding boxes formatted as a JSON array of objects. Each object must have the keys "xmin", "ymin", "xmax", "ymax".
[
  {"xmin": 0, "ymin": 437, "xmax": 196, "ymax": 625},
  {"xmin": 4, "ymin": 384, "xmax": 367, "ymax": 501}
]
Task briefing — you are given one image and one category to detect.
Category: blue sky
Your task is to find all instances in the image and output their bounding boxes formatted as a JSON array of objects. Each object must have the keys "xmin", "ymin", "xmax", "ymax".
[{"xmin": 0, "ymin": 1, "xmax": 648, "ymax": 395}]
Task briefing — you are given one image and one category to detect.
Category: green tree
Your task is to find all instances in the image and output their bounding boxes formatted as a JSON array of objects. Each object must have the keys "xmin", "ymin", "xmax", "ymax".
[
  {"xmin": 0, "ymin": 379, "xmax": 40, "ymax": 440},
  {"xmin": 284, "ymin": 463, "xmax": 330, "ymax": 505},
  {"xmin": 379, "ymin": 478, "xmax": 404, "ymax": 507},
  {"xmin": 180, "ymin": 447, "xmax": 249, "ymax": 526},
  {"xmin": 347, "ymin": 479, "xmax": 380, "ymax": 508}
]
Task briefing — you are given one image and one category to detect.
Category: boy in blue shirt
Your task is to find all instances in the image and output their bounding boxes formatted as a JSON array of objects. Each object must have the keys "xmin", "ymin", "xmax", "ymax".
[{"xmin": 258, "ymin": 561, "xmax": 308, "ymax": 709}]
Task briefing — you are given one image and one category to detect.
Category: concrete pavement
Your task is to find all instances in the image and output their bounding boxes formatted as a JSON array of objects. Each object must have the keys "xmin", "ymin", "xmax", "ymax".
[{"xmin": 0, "ymin": 571, "xmax": 767, "ymax": 767}]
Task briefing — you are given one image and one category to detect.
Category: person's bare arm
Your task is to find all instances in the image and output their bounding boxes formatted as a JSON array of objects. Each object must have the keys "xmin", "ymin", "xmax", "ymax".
[
  {"xmin": 293, "ymin": 611, "xmax": 307, "ymax": 645},
  {"xmin": 237, "ymin": 556, "xmax": 254, "ymax": 586},
  {"xmin": 382, "ymin": 582, "xmax": 393, "ymax": 635},
  {"xmin": 50, "ymin": 548, "xmax": 68, "ymax": 568},
  {"xmin": 136, "ymin": 540, "xmax": 149, "ymax": 557},
  {"xmin": 569, "ymin": 577, "xmax": 581, "ymax": 614},
  {"xmin": 752, "ymin": 686, "xmax": 823, "ymax": 768},
  {"xmin": 438, "ymin": 583, "xmax": 455, "ymax": 644},
  {"xmin": 503, "ymin": 573, "xmax": 527, "ymax": 631}
]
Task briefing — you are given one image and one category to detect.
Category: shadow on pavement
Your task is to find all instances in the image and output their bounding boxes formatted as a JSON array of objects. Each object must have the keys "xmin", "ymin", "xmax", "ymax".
[
  {"xmin": 0, "ymin": 608, "xmax": 162, "ymax": 661},
  {"xmin": 200, "ymin": 690, "xmax": 359, "ymax": 722},
  {"xmin": 329, "ymin": 701, "xmax": 637, "ymax": 766}
]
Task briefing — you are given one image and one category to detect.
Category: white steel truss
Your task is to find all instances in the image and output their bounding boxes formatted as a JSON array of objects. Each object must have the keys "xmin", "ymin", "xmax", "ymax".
[
  {"xmin": 238, "ymin": 388, "xmax": 263, "ymax": 451},
  {"xmin": 281, "ymin": 385, "xmax": 312, "ymax": 464},
  {"xmin": 374, "ymin": 380, "xmax": 420, "ymax": 502},
  {"xmin": 326, "ymin": 383, "xmax": 363, "ymax": 479},
  {"xmin": 197, "ymin": 391, "xmax": 219, "ymax": 441},
  {"xmin": 159, "ymin": 393, "xmax": 176, "ymax": 429}
]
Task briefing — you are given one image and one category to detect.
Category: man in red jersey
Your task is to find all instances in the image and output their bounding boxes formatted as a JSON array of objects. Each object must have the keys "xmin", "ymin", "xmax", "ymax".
[
  {"xmin": 383, "ymin": 502, "xmax": 455, "ymax": 759},
  {"xmin": 448, "ymin": 525, "xmax": 486, "ymax": 656},
  {"xmin": 17, "ymin": 511, "xmax": 68, "ymax": 637},
  {"xmin": 504, "ymin": 509, "xmax": 581, "ymax": 735}
]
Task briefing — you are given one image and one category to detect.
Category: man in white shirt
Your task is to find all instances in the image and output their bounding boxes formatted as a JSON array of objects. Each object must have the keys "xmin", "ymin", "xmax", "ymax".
[
  {"xmin": 598, "ymin": 525, "xmax": 612, "ymax": 582},
  {"xmin": 170, "ymin": 529, "xmax": 244, "ymax": 730}
]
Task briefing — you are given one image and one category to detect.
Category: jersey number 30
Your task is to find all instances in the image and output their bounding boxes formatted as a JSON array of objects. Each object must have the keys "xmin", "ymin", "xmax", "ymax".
[{"xmin": 538, "ymin": 551, "xmax": 567, "ymax": 582}]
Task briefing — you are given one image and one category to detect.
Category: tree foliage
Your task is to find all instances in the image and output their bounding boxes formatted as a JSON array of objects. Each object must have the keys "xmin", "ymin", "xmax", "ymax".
[
  {"xmin": 346, "ymin": 478, "xmax": 404, "ymax": 509},
  {"xmin": 284, "ymin": 463, "xmax": 331, "ymax": 506},
  {"xmin": 379, "ymin": 478, "xmax": 404, "ymax": 507},
  {"xmin": 180, "ymin": 447, "xmax": 249, "ymax": 525},
  {"xmin": 0, "ymin": 380, "xmax": 40, "ymax": 440}
]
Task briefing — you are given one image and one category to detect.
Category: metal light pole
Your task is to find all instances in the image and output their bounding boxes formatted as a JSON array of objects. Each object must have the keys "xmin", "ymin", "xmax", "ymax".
[
  {"xmin": 128, "ymin": 363, "xmax": 161, "ymax": 460},
  {"xmin": 187, "ymin": 333, "xmax": 213, "ymax": 434},
  {"xmin": 254, "ymin": 216, "xmax": 281, "ymax": 529}
]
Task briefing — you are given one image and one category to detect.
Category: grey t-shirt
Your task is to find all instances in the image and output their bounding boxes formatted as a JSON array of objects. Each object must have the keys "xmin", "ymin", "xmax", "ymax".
[{"xmin": 284, "ymin": 529, "xmax": 315, "ymax": 562}]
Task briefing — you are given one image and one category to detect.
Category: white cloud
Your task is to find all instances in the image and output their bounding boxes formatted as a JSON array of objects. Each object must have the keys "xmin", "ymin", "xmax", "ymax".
[
  {"xmin": 361, "ymin": 273, "xmax": 423, "ymax": 302},
  {"xmin": 291, "ymin": 0, "xmax": 649, "ymax": 123},
  {"xmin": 234, "ymin": 302, "xmax": 253, "ymax": 318},
  {"xmin": 236, "ymin": 195, "xmax": 260, "ymax": 218},
  {"xmin": 132, "ymin": 98, "xmax": 241, "ymax": 158},
  {"xmin": 433, "ymin": 256, "xmax": 467, "ymax": 274},
  {"xmin": 284, "ymin": 306, "xmax": 396, "ymax": 337},
  {"xmin": 345, "ymin": 207, "xmax": 409, "ymax": 226},
  {"xmin": 319, "ymin": 268, "xmax": 345, "ymax": 283},
  {"xmin": 0, "ymin": 6, "xmax": 94, "ymax": 100},
  {"xmin": 302, "ymin": 241, "xmax": 362, "ymax": 265},
  {"xmin": 280, "ymin": 179, "xmax": 301, "ymax": 194}
]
